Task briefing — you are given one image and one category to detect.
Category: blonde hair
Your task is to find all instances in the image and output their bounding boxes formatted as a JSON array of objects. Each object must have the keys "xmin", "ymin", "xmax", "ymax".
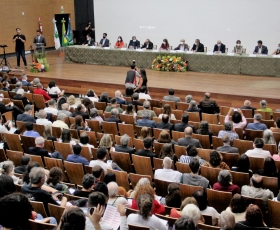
[
  {"xmin": 180, "ymin": 197, "xmax": 199, "ymax": 210},
  {"xmin": 163, "ymin": 104, "xmax": 172, "ymax": 117},
  {"xmin": 130, "ymin": 178, "xmax": 151, "ymax": 199},
  {"xmin": 67, "ymin": 95, "xmax": 76, "ymax": 105},
  {"xmin": 140, "ymin": 127, "xmax": 151, "ymax": 140},
  {"xmin": 99, "ymin": 134, "xmax": 112, "ymax": 149}
]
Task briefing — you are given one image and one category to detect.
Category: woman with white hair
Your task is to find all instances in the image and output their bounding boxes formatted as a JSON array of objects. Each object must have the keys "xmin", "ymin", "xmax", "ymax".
[
  {"xmin": 219, "ymin": 210, "xmax": 236, "ymax": 230},
  {"xmin": 182, "ymin": 203, "xmax": 202, "ymax": 227},
  {"xmin": 1, "ymin": 160, "xmax": 20, "ymax": 184},
  {"xmin": 107, "ymin": 182, "xmax": 131, "ymax": 208},
  {"xmin": 257, "ymin": 100, "xmax": 273, "ymax": 117},
  {"xmin": 263, "ymin": 129, "xmax": 276, "ymax": 144},
  {"xmin": 213, "ymin": 170, "xmax": 240, "ymax": 195},
  {"xmin": 130, "ymin": 177, "xmax": 151, "ymax": 199}
]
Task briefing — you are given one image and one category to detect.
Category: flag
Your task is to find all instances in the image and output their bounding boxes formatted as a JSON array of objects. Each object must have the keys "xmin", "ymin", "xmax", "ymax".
[
  {"xmin": 61, "ymin": 18, "xmax": 68, "ymax": 47},
  {"xmin": 66, "ymin": 18, "xmax": 74, "ymax": 46},
  {"xmin": 52, "ymin": 18, "xmax": 61, "ymax": 49},
  {"xmin": 38, "ymin": 17, "xmax": 43, "ymax": 33}
]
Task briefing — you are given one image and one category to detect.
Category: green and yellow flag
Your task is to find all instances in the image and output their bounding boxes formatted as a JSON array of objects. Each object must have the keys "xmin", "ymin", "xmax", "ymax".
[{"xmin": 61, "ymin": 18, "xmax": 68, "ymax": 47}]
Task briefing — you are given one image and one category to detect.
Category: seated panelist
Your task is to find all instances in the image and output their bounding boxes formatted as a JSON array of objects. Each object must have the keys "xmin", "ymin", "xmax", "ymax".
[
  {"xmin": 233, "ymin": 40, "xmax": 244, "ymax": 54},
  {"xmin": 191, "ymin": 39, "xmax": 204, "ymax": 52},
  {"xmin": 141, "ymin": 39, "xmax": 153, "ymax": 50},
  {"xmin": 213, "ymin": 40, "xmax": 226, "ymax": 53},
  {"xmin": 271, "ymin": 43, "xmax": 280, "ymax": 55},
  {"xmin": 159, "ymin": 38, "xmax": 169, "ymax": 50},
  {"xmin": 174, "ymin": 39, "xmax": 189, "ymax": 51},
  {"xmin": 253, "ymin": 40, "xmax": 268, "ymax": 54},
  {"xmin": 114, "ymin": 36, "xmax": 125, "ymax": 48},
  {"xmin": 128, "ymin": 36, "xmax": 140, "ymax": 49},
  {"xmin": 99, "ymin": 33, "xmax": 110, "ymax": 47},
  {"xmin": 82, "ymin": 34, "xmax": 94, "ymax": 46}
]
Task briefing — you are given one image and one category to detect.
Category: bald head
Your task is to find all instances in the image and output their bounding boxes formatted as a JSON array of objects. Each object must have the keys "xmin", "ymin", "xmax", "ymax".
[
  {"xmin": 205, "ymin": 92, "xmax": 211, "ymax": 98},
  {"xmin": 244, "ymin": 100, "xmax": 251, "ymax": 106},
  {"xmin": 184, "ymin": 127, "xmax": 193, "ymax": 137},
  {"xmin": 251, "ymin": 174, "xmax": 263, "ymax": 188}
]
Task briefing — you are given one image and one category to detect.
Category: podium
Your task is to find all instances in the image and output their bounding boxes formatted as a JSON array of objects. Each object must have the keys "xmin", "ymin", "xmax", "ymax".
[{"xmin": 32, "ymin": 43, "xmax": 45, "ymax": 53}]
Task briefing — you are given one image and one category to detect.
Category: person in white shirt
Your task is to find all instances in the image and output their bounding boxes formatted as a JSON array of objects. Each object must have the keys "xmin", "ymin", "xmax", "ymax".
[
  {"xmin": 47, "ymin": 80, "xmax": 64, "ymax": 97},
  {"xmin": 107, "ymin": 182, "xmax": 131, "ymax": 208},
  {"xmin": 138, "ymin": 86, "xmax": 151, "ymax": 100},
  {"xmin": 52, "ymin": 113, "xmax": 69, "ymax": 130},
  {"xmin": 154, "ymin": 157, "xmax": 182, "ymax": 183},
  {"xmin": 245, "ymin": 138, "xmax": 271, "ymax": 158},
  {"xmin": 85, "ymin": 89, "xmax": 99, "ymax": 103},
  {"xmin": 89, "ymin": 148, "xmax": 112, "ymax": 174},
  {"xmin": 44, "ymin": 100, "xmax": 58, "ymax": 115},
  {"xmin": 36, "ymin": 109, "xmax": 52, "ymax": 126}
]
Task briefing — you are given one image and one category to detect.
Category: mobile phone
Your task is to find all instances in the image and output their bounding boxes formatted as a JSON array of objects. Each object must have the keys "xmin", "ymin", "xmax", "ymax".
[{"xmin": 234, "ymin": 108, "xmax": 238, "ymax": 111}]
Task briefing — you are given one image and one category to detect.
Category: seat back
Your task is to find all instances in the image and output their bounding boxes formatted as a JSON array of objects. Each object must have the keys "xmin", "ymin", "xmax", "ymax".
[
  {"xmin": 268, "ymin": 200, "xmax": 280, "ymax": 228},
  {"xmin": 54, "ymin": 142, "xmax": 73, "ymax": 160},
  {"xmin": 153, "ymin": 142, "xmax": 164, "ymax": 157},
  {"xmin": 80, "ymin": 146, "xmax": 92, "ymax": 161},
  {"xmin": 172, "ymin": 130, "xmax": 185, "ymax": 142},
  {"xmin": 173, "ymin": 110, "xmax": 183, "ymax": 120},
  {"xmin": 16, "ymin": 121, "xmax": 26, "ymax": 134},
  {"xmin": 48, "ymin": 203, "xmax": 65, "ymax": 224},
  {"xmin": 197, "ymin": 223, "xmax": 220, "ymax": 230},
  {"xmin": 11, "ymin": 99, "xmax": 24, "ymax": 110},
  {"xmin": 82, "ymin": 131, "xmax": 98, "ymax": 147},
  {"xmin": 107, "ymin": 169, "xmax": 130, "ymax": 191},
  {"xmin": 155, "ymin": 214, "xmax": 178, "ymax": 228},
  {"xmin": 245, "ymin": 129, "xmax": 264, "ymax": 141},
  {"xmin": 176, "ymin": 162, "xmax": 191, "ymax": 173},
  {"xmin": 120, "ymin": 114, "xmax": 135, "ymax": 126},
  {"xmin": 102, "ymin": 121, "xmax": 119, "ymax": 137},
  {"xmin": 129, "ymin": 173, "xmax": 152, "ymax": 189},
  {"xmin": 4, "ymin": 133, "xmax": 23, "ymax": 152},
  {"xmin": 133, "ymin": 138, "xmax": 145, "ymax": 151},
  {"xmin": 241, "ymin": 109, "xmax": 253, "ymax": 118},
  {"xmin": 118, "ymin": 123, "xmax": 135, "ymax": 139},
  {"xmin": 33, "ymin": 94, "xmax": 46, "ymax": 109},
  {"xmin": 174, "ymin": 145, "xmax": 186, "ymax": 159},
  {"xmin": 263, "ymin": 144, "xmax": 276, "ymax": 155},
  {"xmin": 30, "ymin": 201, "xmax": 48, "ymax": 218},
  {"xmin": 153, "ymin": 178, "xmax": 173, "ymax": 197},
  {"xmin": 201, "ymin": 166, "xmax": 221, "ymax": 186},
  {"xmin": 27, "ymin": 219, "xmax": 56, "ymax": 230},
  {"xmin": 209, "ymin": 124, "xmax": 224, "ymax": 136},
  {"xmin": 242, "ymin": 195, "xmax": 265, "ymax": 214},
  {"xmin": 6, "ymin": 150, "xmax": 23, "ymax": 167},
  {"xmin": 193, "ymin": 134, "xmax": 211, "ymax": 149},
  {"xmin": 110, "ymin": 151, "xmax": 134, "ymax": 173},
  {"xmin": 262, "ymin": 176, "xmax": 278, "ymax": 196},
  {"xmin": 33, "ymin": 123, "xmax": 45, "ymax": 136},
  {"xmin": 185, "ymin": 112, "xmax": 200, "ymax": 122},
  {"xmin": 248, "ymin": 156, "xmax": 265, "ymax": 173},
  {"xmin": 233, "ymin": 139, "xmax": 253, "ymax": 155},
  {"xmin": 94, "ymin": 101, "xmax": 106, "ymax": 111},
  {"xmin": 24, "ymin": 153, "xmax": 45, "ymax": 167},
  {"xmin": 197, "ymin": 148, "xmax": 211, "ymax": 162},
  {"xmin": 20, "ymin": 135, "xmax": 36, "ymax": 153},
  {"xmin": 257, "ymin": 111, "xmax": 271, "ymax": 120},
  {"xmin": 86, "ymin": 119, "xmax": 102, "ymax": 133},
  {"xmin": 202, "ymin": 113, "xmax": 218, "ymax": 124},
  {"xmin": 64, "ymin": 161, "xmax": 85, "ymax": 185},
  {"xmin": 0, "ymin": 149, "xmax": 7, "ymax": 162},
  {"xmin": 220, "ymin": 152, "xmax": 239, "ymax": 168},
  {"xmin": 128, "ymin": 224, "xmax": 149, "ymax": 230},
  {"xmin": 162, "ymin": 100, "xmax": 176, "ymax": 110},
  {"xmin": 219, "ymin": 106, "xmax": 231, "ymax": 116},
  {"xmin": 230, "ymin": 171, "xmax": 250, "ymax": 188},
  {"xmin": 207, "ymin": 189, "xmax": 232, "ymax": 213},
  {"xmin": 52, "ymin": 126, "xmax": 62, "ymax": 139},
  {"xmin": 44, "ymin": 157, "xmax": 68, "ymax": 182},
  {"xmin": 44, "ymin": 140, "xmax": 55, "ymax": 153},
  {"xmin": 2, "ymin": 111, "xmax": 12, "ymax": 122},
  {"xmin": 177, "ymin": 102, "xmax": 189, "ymax": 111},
  {"xmin": 132, "ymin": 155, "xmax": 154, "ymax": 178},
  {"xmin": 212, "ymin": 136, "xmax": 223, "ymax": 150},
  {"xmin": 179, "ymin": 184, "xmax": 203, "ymax": 199}
]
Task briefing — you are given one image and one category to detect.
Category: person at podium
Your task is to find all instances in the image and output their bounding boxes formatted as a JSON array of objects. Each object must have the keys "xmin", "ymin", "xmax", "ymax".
[
  {"xmin": 174, "ymin": 39, "xmax": 189, "ymax": 51},
  {"xmin": 33, "ymin": 30, "xmax": 46, "ymax": 46},
  {"xmin": 128, "ymin": 36, "xmax": 140, "ymax": 49},
  {"xmin": 141, "ymin": 39, "xmax": 153, "ymax": 50},
  {"xmin": 114, "ymin": 36, "xmax": 125, "ymax": 48},
  {"xmin": 82, "ymin": 34, "xmax": 94, "ymax": 46},
  {"xmin": 191, "ymin": 39, "xmax": 204, "ymax": 52}
]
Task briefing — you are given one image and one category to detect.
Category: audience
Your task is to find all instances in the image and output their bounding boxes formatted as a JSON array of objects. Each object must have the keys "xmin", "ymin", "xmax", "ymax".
[
  {"xmin": 13, "ymin": 88, "xmax": 31, "ymax": 106},
  {"xmin": 137, "ymin": 100, "xmax": 156, "ymax": 118},
  {"xmin": 107, "ymin": 182, "xmax": 131, "ymax": 207},
  {"xmin": 136, "ymin": 137, "xmax": 156, "ymax": 158},
  {"xmin": 58, "ymin": 103, "xmax": 72, "ymax": 117},
  {"xmin": 89, "ymin": 108, "xmax": 103, "ymax": 125},
  {"xmin": 115, "ymin": 134, "xmax": 135, "ymax": 154},
  {"xmin": 89, "ymin": 148, "xmax": 112, "ymax": 174},
  {"xmin": 174, "ymin": 113, "xmax": 196, "ymax": 133},
  {"xmin": 17, "ymin": 104, "xmax": 35, "ymax": 122},
  {"xmin": 159, "ymin": 143, "xmax": 177, "ymax": 161},
  {"xmin": 180, "ymin": 145, "xmax": 206, "ymax": 165},
  {"xmin": 163, "ymin": 88, "xmax": 181, "ymax": 102},
  {"xmin": 213, "ymin": 170, "xmax": 240, "ymax": 195},
  {"xmin": 36, "ymin": 109, "xmax": 52, "ymax": 126},
  {"xmin": 225, "ymin": 108, "xmax": 247, "ymax": 129},
  {"xmin": 186, "ymin": 100, "xmax": 201, "ymax": 112},
  {"xmin": 14, "ymin": 155, "xmax": 31, "ymax": 174},
  {"xmin": 161, "ymin": 183, "xmax": 182, "ymax": 208},
  {"xmin": 154, "ymin": 157, "xmax": 182, "ymax": 182},
  {"xmin": 257, "ymin": 100, "xmax": 273, "ymax": 116},
  {"xmin": 128, "ymin": 92, "xmax": 143, "ymax": 112},
  {"xmin": 178, "ymin": 127, "xmax": 202, "ymax": 148},
  {"xmin": 0, "ymin": 174, "xmax": 15, "ymax": 198},
  {"xmin": 155, "ymin": 114, "xmax": 174, "ymax": 131},
  {"xmin": 66, "ymin": 144, "xmax": 89, "ymax": 165},
  {"xmin": 217, "ymin": 134, "xmax": 239, "ymax": 153},
  {"xmin": 70, "ymin": 115, "xmax": 89, "ymax": 131},
  {"xmin": 23, "ymin": 121, "xmax": 40, "ymax": 137},
  {"xmin": 44, "ymin": 99, "xmax": 58, "ymax": 115},
  {"xmin": 136, "ymin": 110, "xmax": 156, "ymax": 128},
  {"xmin": 34, "ymin": 83, "xmax": 51, "ymax": 102},
  {"xmin": 1, "ymin": 160, "xmax": 20, "ymax": 184},
  {"xmin": 170, "ymin": 197, "xmax": 199, "ymax": 219},
  {"xmin": 67, "ymin": 95, "xmax": 77, "ymax": 109},
  {"xmin": 47, "ymin": 80, "xmax": 64, "ymax": 97},
  {"xmin": 204, "ymin": 150, "xmax": 230, "ymax": 170},
  {"xmin": 218, "ymin": 122, "xmax": 239, "ymax": 143},
  {"xmin": 138, "ymin": 86, "xmax": 151, "ymax": 100},
  {"xmin": 159, "ymin": 103, "xmax": 176, "ymax": 120},
  {"xmin": 46, "ymin": 167, "xmax": 69, "ymax": 193},
  {"xmin": 174, "ymin": 216, "xmax": 196, "ymax": 230},
  {"xmin": 257, "ymin": 157, "xmax": 280, "ymax": 187},
  {"xmin": 185, "ymin": 95, "xmax": 193, "ymax": 103},
  {"xmin": 247, "ymin": 113, "xmax": 267, "ymax": 130},
  {"xmin": 43, "ymin": 124, "xmax": 56, "ymax": 141},
  {"xmin": 60, "ymin": 129, "xmax": 77, "ymax": 145},
  {"xmin": 245, "ymin": 138, "xmax": 271, "ymax": 158},
  {"xmin": 196, "ymin": 120, "xmax": 214, "ymax": 145},
  {"xmin": 181, "ymin": 203, "xmax": 202, "ymax": 227},
  {"xmin": 105, "ymin": 108, "xmax": 122, "ymax": 125},
  {"xmin": 72, "ymin": 104, "xmax": 89, "ymax": 121},
  {"xmin": 104, "ymin": 172, "xmax": 131, "ymax": 198},
  {"xmin": 52, "ymin": 113, "xmax": 69, "ymax": 129},
  {"xmin": 219, "ymin": 211, "xmax": 236, "ymax": 230},
  {"xmin": 231, "ymin": 154, "xmax": 253, "ymax": 177},
  {"xmin": 59, "ymin": 207, "xmax": 86, "ymax": 230},
  {"xmin": 73, "ymin": 174, "xmax": 95, "ymax": 198},
  {"xmin": 225, "ymin": 194, "xmax": 246, "ymax": 222},
  {"xmin": 105, "ymin": 98, "xmax": 124, "ymax": 113}
]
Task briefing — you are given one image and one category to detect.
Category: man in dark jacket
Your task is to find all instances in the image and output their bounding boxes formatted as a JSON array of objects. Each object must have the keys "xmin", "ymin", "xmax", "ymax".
[{"xmin": 17, "ymin": 105, "xmax": 35, "ymax": 123}]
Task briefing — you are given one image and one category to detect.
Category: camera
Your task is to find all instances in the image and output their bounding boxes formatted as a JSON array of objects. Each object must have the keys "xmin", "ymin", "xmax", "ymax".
[{"xmin": 132, "ymin": 60, "xmax": 136, "ymax": 64}]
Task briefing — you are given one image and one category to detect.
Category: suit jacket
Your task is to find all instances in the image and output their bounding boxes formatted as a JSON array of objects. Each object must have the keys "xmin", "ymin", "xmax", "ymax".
[
  {"xmin": 191, "ymin": 43, "xmax": 204, "ymax": 52},
  {"xmin": 199, "ymin": 98, "xmax": 219, "ymax": 114},
  {"xmin": 72, "ymin": 111, "xmax": 89, "ymax": 121},
  {"xmin": 33, "ymin": 35, "xmax": 46, "ymax": 46},
  {"xmin": 213, "ymin": 43, "xmax": 226, "ymax": 53},
  {"xmin": 28, "ymin": 146, "xmax": 49, "ymax": 164},
  {"xmin": 105, "ymin": 116, "xmax": 122, "ymax": 125},
  {"xmin": 163, "ymin": 95, "xmax": 181, "ymax": 102},
  {"xmin": 17, "ymin": 113, "xmax": 36, "ymax": 123},
  {"xmin": 115, "ymin": 145, "xmax": 135, "ymax": 154},
  {"xmin": 136, "ymin": 149, "xmax": 156, "ymax": 158},
  {"xmin": 128, "ymin": 40, "xmax": 140, "ymax": 49},
  {"xmin": 21, "ymin": 80, "xmax": 31, "ymax": 86},
  {"xmin": 253, "ymin": 46, "xmax": 268, "ymax": 54},
  {"xmin": 155, "ymin": 122, "xmax": 173, "ymax": 131},
  {"xmin": 174, "ymin": 44, "xmax": 189, "ymax": 51},
  {"xmin": 136, "ymin": 118, "xmax": 156, "ymax": 128},
  {"xmin": 141, "ymin": 42, "xmax": 153, "ymax": 50},
  {"xmin": 13, "ymin": 94, "xmax": 31, "ymax": 107},
  {"xmin": 83, "ymin": 38, "xmax": 94, "ymax": 46},
  {"xmin": 216, "ymin": 145, "xmax": 239, "ymax": 153},
  {"xmin": 178, "ymin": 137, "xmax": 202, "ymax": 148},
  {"xmin": 174, "ymin": 122, "xmax": 196, "ymax": 133},
  {"xmin": 99, "ymin": 38, "xmax": 110, "ymax": 47}
]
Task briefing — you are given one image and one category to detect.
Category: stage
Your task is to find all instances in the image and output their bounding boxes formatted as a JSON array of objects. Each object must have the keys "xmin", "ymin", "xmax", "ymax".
[{"xmin": 5, "ymin": 50, "xmax": 280, "ymax": 109}]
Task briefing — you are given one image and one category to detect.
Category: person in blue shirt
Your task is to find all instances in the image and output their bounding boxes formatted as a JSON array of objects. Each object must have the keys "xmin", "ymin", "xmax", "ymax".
[
  {"xmin": 66, "ymin": 144, "xmax": 89, "ymax": 165},
  {"xmin": 247, "ymin": 113, "xmax": 267, "ymax": 131},
  {"xmin": 22, "ymin": 122, "xmax": 40, "ymax": 138}
]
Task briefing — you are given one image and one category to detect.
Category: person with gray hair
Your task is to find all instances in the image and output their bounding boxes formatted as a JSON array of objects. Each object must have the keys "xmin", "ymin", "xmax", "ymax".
[
  {"xmin": 219, "ymin": 211, "xmax": 236, "ymax": 230},
  {"xmin": 58, "ymin": 103, "xmax": 72, "ymax": 117},
  {"xmin": 44, "ymin": 99, "xmax": 58, "ymax": 115},
  {"xmin": 154, "ymin": 157, "xmax": 182, "ymax": 183},
  {"xmin": 181, "ymin": 203, "xmax": 202, "ymax": 226},
  {"xmin": 36, "ymin": 109, "xmax": 52, "ymax": 126},
  {"xmin": 191, "ymin": 39, "xmax": 204, "ymax": 52},
  {"xmin": 257, "ymin": 99, "xmax": 273, "ymax": 117},
  {"xmin": 52, "ymin": 113, "xmax": 69, "ymax": 129},
  {"xmin": 213, "ymin": 170, "xmax": 240, "ymax": 195},
  {"xmin": 263, "ymin": 129, "xmax": 276, "ymax": 144},
  {"xmin": 216, "ymin": 134, "xmax": 239, "ymax": 153},
  {"xmin": 186, "ymin": 100, "xmax": 201, "ymax": 112},
  {"xmin": 1, "ymin": 160, "xmax": 20, "ymax": 184},
  {"xmin": 137, "ymin": 100, "xmax": 156, "ymax": 118},
  {"xmin": 115, "ymin": 90, "xmax": 127, "ymax": 105},
  {"xmin": 218, "ymin": 121, "xmax": 239, "ymax": 143},
  {"xmin": 185, "ymin": 95, "xmax": 193, "ymax": 103},
  {"xmin": 107, "ymin": 182, "xmax": 131, "ymax": 207},
  {"xmin": 16, "ymin": 104, "xmax": 35, "ymax": 123},
  {"xmin": 115, "ymin": 134, "xmax": 135, "ymax": 154},
  {"xmin": 33, "ymin": 77, "xmax": 40, "ymax": 86},
  {"xmin": 13, "ymin": 87, "xmax": 31, "ymax": 107},
  {"xmin": 136, "ymin": 109, "xmax": 156, "ymax": 128},
  {"xmin": 12, "ymin": 81, "xmax": 22, "ymax": 93},
  {"xmin": 21, "ymin": 167, "xmax": 67, "ymax": 214},
  {"xmin": 21, "ymin": 73, "xmax": 33, "ymax": 86},
  {"xmin": 89, "ymin": 108, "xmax": 103, "ymax": 125},
  {"xmin": 247, "ymin": 113, "xmax": 267, "ymax": 130},
  {"xmin": 104, "ymin": 108, "xmax": 122, "ymax": 126}
]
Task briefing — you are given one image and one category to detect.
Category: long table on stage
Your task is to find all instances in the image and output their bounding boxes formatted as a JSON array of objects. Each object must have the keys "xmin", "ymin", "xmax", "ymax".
[{"xmin": 64, "ymin": 45, "xmax": 280, "ymax": 77}]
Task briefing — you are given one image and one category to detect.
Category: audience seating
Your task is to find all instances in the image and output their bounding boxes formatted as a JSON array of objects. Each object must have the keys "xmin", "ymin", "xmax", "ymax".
[
  {"xmin": 5, "ymin": 133, "xmax": 23, "ymax": 152},
  {"xmin": 48, "ymin": 203, "xmax": 65, "ymax": 224},
  {"xmin": 209, "ymin": 124, "xmax": 223, "ymax": 136},
  {"xmin": 219, "ymin": 106, "xmax": 231, "ymax": 116},
  {"xmin": 128, "ymin": 224, "xmax": 149, "ymax": 230},
  {"xmin": 44, "ymin": 157, "xmax": 68, "ymax": 182},
  {"xmin": 177, "ymin": 102, "xmax": 189, "ymax": 111},
  {"xmin": 30, "ymin": 201, "xmax": 48, "ymax": 218},
  {"xmin": 220, "ymin": 152, "xmax": 239, "ymax": 168},
  {"xmin": 176, "ymin": 162, "xmax": 191, "ymax": 174},
  {"xmin": 6, "ymin": 150, "xmax": 23, "ymax": 167},
  {"xmin": 230, "ymin": 171, "xmax": 250, "ymax": 189},
  {"xmin": 174, "ymin": 145, "xmax": 186, "ymax": 159},
  {"xmin": 179, "ymin": 184, "xmax": 203, "ymax": 199},
  {"xmin": 154, "ymin": 178, "xmax": 172, "ymax": 197},
  {"xmin": 25, "ymin": 153, "xmax": 45, "ymax": 167},
  {"xmin": 149, "ymin": 99, "xmax": 161, "ymax": 109},
  {"xmin": 16, "ymin": 121, "xmax": 26, "ymax": 134},
  {"xmin": 115, "ymin": 135, "xmax": 133, "ymax": 147},
  {"xmin": 20, "ymin": 135, "xmax": 36, "ymax": 153},
  {"xmin": 155, "ymin": 214, "xmax": 178, "ymax": 228},
  {"xmin": 107, "ymin": 169, "xmax": 130, "ymax": 191},
  {"xmin": 52, "ymin": 126, "xmax": 62, "ymax": 139},
  {"xmin": 80, "ymin": 146, "xmax": 92, "ymax": 161},
  {"xmin": 185, "ymin": 112, "xmax": 200, "ymax": 122},
  {"xmin": 119, "ymin": 114, "xmax": 135, "ymax": 126},
  {"xmin": 118, "ymin": 123, "xmax": 135, "ymax": 140},
  {"xmin": 257, "ymin": 111, "xmax": 271, "ymax": 120},
  {"xmin": 173, "ymin": 110, "xmax": 183, "ymax": 120},
  {"xmin": 197, "ymin": 148, "xmax": 211, "ymax": 162},
  {"xmin": 262, "ymin": 176, "xmax": 278, "ymax": 196},
  {"xmin": 207, "ymin": 189, "xmax": 232, "ymax": 213},
  {"xmin": 110, "ymin": 151, "xmax": 134, "ymax": 173},
  {"xmin": 44, "ymin": 140, "xmax": 55, "ymax": 153},
  {"xmin": 201, "ymin": 166, "xmax": 221, "ymax": 186},
  {"xmin": 2, "ymin": 111, "xmax": 13, "ymax": 122},
  {"xmin": 33, "ymin": 123, "xmax": 45, "ymax": 136},
  {"xmin": 233, "ymin": 139, "xmax": 253, "ymax": 155},
  {"xmin": 197, "ymin": 223, "xmax": 220, "ymax": 230},
  {"xmin": 153, "ymin": 142, "xmax": 164, "ymax": 157},
  {"xmin": 101, "ymin": 121, "xmax": 119, "ymax": 138},
  {"xmin": 132, "ymin": 155, "xmax": 154, "ymax": 179},
  {"xmin": 153, "ymin": 107, "xmax": 163, "ymax": 116},
  {"xmin": 162, "ymin": 100, "xmax": 176, "ymax": 110},
  {"xmin": 242, "ymin": 195, "xmax": 265, "ymax": 214},
  {"xmin": 133, "ymin": 138, "xmax": 145, "ymax": 152},
  {"xmin": 245, "ymin": 129, "xmax": 264, "ymax": 141},
  {"xmin": 129, "ymin": 173, "xmax": 152, "ymax": 189},
  {"xmin": 0, "ymin": 149, "xmax": 7, "ymax": 162},
  {"xmin": 263, "ymin": 144, "xmax": 277, "ymax": 155},
  {"xmin": 54, "ymin": 142, "xmax": 73, "ymax": 159},
  {"xmin": 212, "ymin": 136, "xmax": 223, "ymax": 150},
  {"xmin": 202, "ymin": 113, "xmax": 218, "ymax": 124},
  {"xmin": 172, "ymin": 131, "xmax": 185, "ymax": 142},
  {"xmin": 33, "ymin": 94, "xmax": 48, "ymax": 109},
  {"xmin": 193, "ymin": 134, "xmax": 211, "ymax": 149},
  {"xmin": 248, "ymin": 156, "xmax": 265, "ymax": 173},
  {"xmin": 241, "ymin": 109, "xmax": 253, "ymax": 118},
  {"xmin": 268, "ymin": 200, "xmax": 280, "ymax": 228},
  {"xmin": 63, "ymin": 161, "xmax": 85, "ymax": 185},
  {"xmin": 27, "ymin": 219, "xmax": 56, "ymax": 230}
]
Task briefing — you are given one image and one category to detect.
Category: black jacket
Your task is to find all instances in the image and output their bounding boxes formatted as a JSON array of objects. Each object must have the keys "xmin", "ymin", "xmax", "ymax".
[{"xmin": 191, "ymin": 43, "xmax": 204, "ymax": 52}]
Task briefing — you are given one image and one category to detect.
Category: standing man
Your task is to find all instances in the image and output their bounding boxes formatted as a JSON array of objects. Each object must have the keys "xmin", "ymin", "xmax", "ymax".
[
  {"xmin": 85, "ymin": 21, "xmax": 94, "ymax": 38},
  {"xmin": 13, "ymin": 28, "xmax": 27, "ymax": 69},
  {"xmin": 99, "ymin": 33, "xmax": 109, "ymax": 47},
  {"xmin": 33, "ymin": 30, "xmax": 46, "ymax": 46}
]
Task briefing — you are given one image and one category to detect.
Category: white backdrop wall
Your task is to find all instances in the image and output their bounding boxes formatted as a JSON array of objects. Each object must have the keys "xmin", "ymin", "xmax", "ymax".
[{"xmin": 94, "ymin": 0, "xmax": 280, "ymax": 54}]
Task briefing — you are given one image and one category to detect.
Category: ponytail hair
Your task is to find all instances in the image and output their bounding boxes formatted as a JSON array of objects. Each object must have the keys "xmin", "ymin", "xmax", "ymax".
[{"xmin": 137, "ymin": 194, "xmax": 153, "ymax": 220}]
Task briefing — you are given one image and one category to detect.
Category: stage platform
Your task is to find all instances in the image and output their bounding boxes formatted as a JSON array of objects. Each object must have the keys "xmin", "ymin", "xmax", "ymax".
[{"xmin": 5, "ymin": 50, "xmax": 280, "ymax": 109}]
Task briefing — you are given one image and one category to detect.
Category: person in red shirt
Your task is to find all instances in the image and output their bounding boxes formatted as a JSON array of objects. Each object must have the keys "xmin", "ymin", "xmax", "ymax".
[
  {"xmin": 213, "ymin": 170, "xmax": 240, "ymax": 195},
  {"xmin": 33, "ymin": 83, "xmax": 51, "ymax": 102},
  {"xmin": 114, "ymin": 36, "xmax": 124, "ymax": 48}
]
